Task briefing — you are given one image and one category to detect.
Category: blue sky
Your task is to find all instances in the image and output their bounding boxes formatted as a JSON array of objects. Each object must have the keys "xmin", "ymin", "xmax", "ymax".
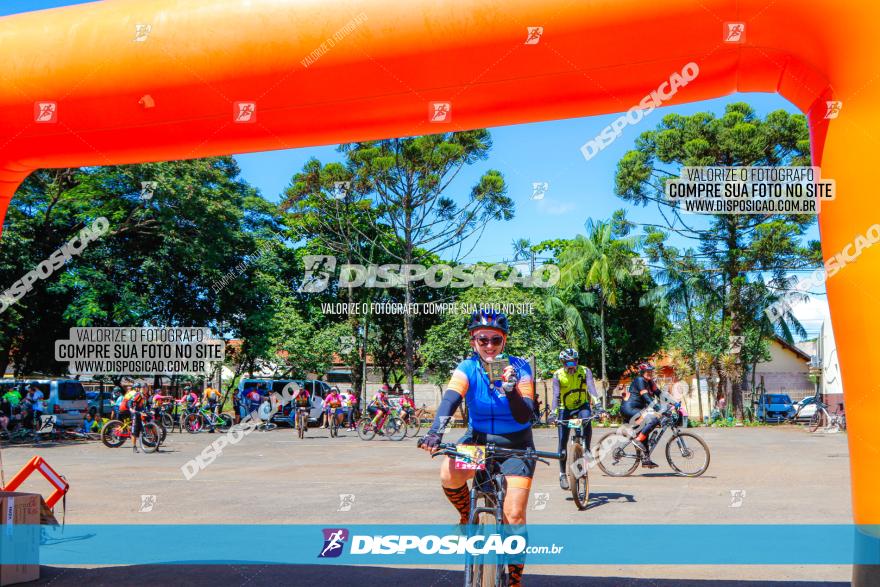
[{"xmin": 2, "ymin": 0, "xmax": 827, "ymax": 339}]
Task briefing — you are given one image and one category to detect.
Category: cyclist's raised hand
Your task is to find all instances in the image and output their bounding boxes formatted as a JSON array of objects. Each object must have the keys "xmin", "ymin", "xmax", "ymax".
[{"xmin": 501, "ymin": 365, "xmax": 518, "ymax": 393}]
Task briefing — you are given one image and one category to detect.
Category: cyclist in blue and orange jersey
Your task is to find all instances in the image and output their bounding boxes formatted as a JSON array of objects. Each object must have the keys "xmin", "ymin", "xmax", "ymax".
[
  {"xmin": 419, "ymin": 309, "xmax": 535, "ymax": 587},
  {"xmin": 621, "ymin": 362, "xmax": 662, "ymax": 468}
]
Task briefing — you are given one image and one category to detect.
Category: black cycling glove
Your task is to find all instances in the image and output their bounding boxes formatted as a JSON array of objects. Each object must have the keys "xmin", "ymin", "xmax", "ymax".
[{"xmin": 419, "ymin": 431, "xmax": 442, "ymax": 449}]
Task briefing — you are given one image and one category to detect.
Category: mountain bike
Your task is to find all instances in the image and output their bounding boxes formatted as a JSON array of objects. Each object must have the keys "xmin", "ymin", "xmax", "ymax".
[
  {"xmin": 100, "ymin": 413, "xmax": 161, "ymax": 453},
  {"xmin": 328, "ymin": 407, "xmax": 343, "ymax": 438},
  {"xmin": 596, "ymin": 403, "xmax": 710, "ymax": 477},
  {"xmin": 556, "ymin": 408, "xmax": 606, "ymax": 510},
  {"xmin": 809, "ymin": 401, "xmax": 846, "ymax": 432},
  {"xmin": 3, "ymin": 414, "xmax": 57, "ymax": 444},
  {"xmin": 430, "ymin": 442, "xmax": 561, "ymax": 587},
  {"xmin": 295, "ymin": 406, "xmax": 309, "ymax": 439},
  {"xmin": 182, "ymin": 405, "xmax": 233, "ymax": 433},
  {"xmin": 357, "ymin": 409, "xmax": 405, "ymax": 441}
]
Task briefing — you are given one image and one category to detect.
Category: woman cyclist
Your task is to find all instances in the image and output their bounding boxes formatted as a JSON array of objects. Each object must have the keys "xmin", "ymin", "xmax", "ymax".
[
  {"xmin": 621, "ymin": 362, "xmax": 662, "ymax": 468},
  {"xmin": 418, "ymin": 309, "xmax": 535, "ymax": 587},
  {"xmin": 367, "ymin": 385, "xmax": 391, "ymax": 431},
  {"xmin": 322, "ymin": 387, "xmax": 344, "ymax": 430},
  {"xmin": 292, "ymin": 387, "xmax": 311, "ymax": 432}
]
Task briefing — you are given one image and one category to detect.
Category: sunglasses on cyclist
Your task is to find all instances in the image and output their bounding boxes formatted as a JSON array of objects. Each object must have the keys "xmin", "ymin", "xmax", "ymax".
[
  {"xmin": 564, "ymin": 360, "xmax": 577, "ymax": 367},
  {"xmin": 472, "ymin": 335, "xmax": 504, "ymax": 347}
]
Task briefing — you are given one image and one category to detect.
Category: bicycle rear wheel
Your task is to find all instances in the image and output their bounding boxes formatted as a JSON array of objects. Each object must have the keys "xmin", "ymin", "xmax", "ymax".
[
  {"xmin": 567, "ymin": 439, "xmax": 590, "ymax": 510},
  {"xmin": 405, "ymin": 414, "xmax": 422, "ymax": 438},
  {"xmin": 160, "ymin": 412, "xmax": 173, "ymax": 429},
  {"xmin": 595, "ymin": 432, "xmax": 640, "ymax": 477},
  {"xmin": 101, "ymin": 420, "xmax": 126, "ymax": 448},
  {"xmin": 356, "ymin": 417, "xmax": 375, "ymax": 441},
  {"xmin": 140, "ymin": 423, "xmax": 160, "ymax": 453},
  {"xmin": 809, "ymin": 409, "xmax": 827, "ymax": 432}
]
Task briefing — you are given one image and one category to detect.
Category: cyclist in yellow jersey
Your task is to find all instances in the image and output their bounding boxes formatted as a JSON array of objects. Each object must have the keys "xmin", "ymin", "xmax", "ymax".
[{"xmin": 552, "ymin": 348, "xmax": 598, "ymax": 490}]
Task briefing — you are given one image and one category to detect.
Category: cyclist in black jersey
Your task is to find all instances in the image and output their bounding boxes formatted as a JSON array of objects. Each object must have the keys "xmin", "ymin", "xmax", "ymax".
[{"xmin": 620, "ymin": 362, "xmax": 662, "ymax": 468}]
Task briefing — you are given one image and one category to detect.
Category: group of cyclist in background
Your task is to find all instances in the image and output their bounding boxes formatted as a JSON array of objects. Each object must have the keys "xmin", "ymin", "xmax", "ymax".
[{"xmin": 0, "ymin": 383, "xmax": 46, "ymax": 439}]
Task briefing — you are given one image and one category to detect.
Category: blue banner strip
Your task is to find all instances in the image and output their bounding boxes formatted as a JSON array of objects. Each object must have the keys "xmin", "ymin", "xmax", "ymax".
[{"xmin": 1, "ymin": 524, "xmax": 876, "ymax": 565}]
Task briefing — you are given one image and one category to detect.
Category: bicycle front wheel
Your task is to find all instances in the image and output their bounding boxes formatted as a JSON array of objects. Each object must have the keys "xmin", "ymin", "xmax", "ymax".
[
  {"xmin": 101, "ymin": 420, "xmax": 126, "ymax": 448},
  {"xmin": 567, "ymin": 440, "xmax": 590, "ymax": 510},
  {"xmin": 468, "ymin": 503, "xmax": 504, "ymax": 587},
  {"xmin": 665, "ymin": 432, "xmax": 711, "ymax": 477},
  {"xmin": 156, "ymin": 422, "xmax": 167, "ymax": 444},
  {"xmin": 809, "ymin": 409, "xmax": 827, "ymax": 432},
  {"xmin": 298, "ymin": 413, "xmax": 306, "ymax": 438},
  {"xmin": 356, "ymin": 417, "xmax": 376, "ymax": 441},
  {"xmin": 216, "ymin": 413, "xmax": 233, "ymax": 431},
  {"xmin": 386, "ymin": 417, "xmax": 406, "ymax": 441},
  {"xmin": 183, "ymin": 413, "xmax": 203, "ymax": 433},
  {"xmin": 160, "ymin": 413, "xmax": 173, "ymax": 429},
  {"xmin": 595, "ymin": 432, "xmax": 640, "ymax": 477}
]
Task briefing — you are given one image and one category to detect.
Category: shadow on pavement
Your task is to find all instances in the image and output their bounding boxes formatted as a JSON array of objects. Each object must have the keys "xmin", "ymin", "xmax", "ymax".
[
  {"xmin": 583, "ymin": 491, "xmax": 636, "ymax": 510},
  {"xmin": 34, "ymin": 565, "xmax": 850, "ymax": 586}
]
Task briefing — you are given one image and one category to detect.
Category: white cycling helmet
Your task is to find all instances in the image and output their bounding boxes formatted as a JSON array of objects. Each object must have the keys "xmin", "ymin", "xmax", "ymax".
[{"xmin": 559, "ymin": 348, "xmax": 579, "ymax": 362}]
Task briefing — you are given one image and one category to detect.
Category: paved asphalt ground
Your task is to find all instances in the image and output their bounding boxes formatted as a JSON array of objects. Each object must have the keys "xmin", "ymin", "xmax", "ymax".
[{"xmin": 0, "ymin": 423, "xmax": 853, "ymax": 586}]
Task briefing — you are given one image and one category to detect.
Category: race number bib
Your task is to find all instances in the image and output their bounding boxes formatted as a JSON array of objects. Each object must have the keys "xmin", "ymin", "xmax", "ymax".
[
  {"xmin": 566, "ymin": 418, "xmax": 582, "ymax": 428},
  {"xmin": 454, "ymin": 445, "xmax": 486, "ymax": 470}
]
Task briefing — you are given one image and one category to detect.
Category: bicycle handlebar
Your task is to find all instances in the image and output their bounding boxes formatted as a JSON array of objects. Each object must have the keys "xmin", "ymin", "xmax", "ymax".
[{"xmin": 430, "ymin": 442, "xmax": 562, "ymax": 462}]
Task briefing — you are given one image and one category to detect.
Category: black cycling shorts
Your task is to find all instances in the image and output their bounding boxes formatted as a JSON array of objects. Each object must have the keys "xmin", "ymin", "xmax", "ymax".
[{"xmin": 456, "ymin": 427, "xmax": 536, "ymax": 483}]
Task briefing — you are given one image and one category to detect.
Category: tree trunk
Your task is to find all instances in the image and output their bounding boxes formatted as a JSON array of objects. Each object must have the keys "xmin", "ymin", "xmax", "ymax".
[
  {"xmin": 599, "ymin": 296, "xmax": 607, "ymax": 408},
  {"xmin": 0, "ymin": 345, "xmax": 11, "ymax": 378},
  {"xmin": 682, "ymin": 286, "xmax": 704, "ymax": 422}
]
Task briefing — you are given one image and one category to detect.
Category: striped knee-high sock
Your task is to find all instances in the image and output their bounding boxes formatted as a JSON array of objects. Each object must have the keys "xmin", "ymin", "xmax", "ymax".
[
  {"xmin": 442, "ymin": 484, "xmax": 471, "ymax": 524},
  {"xmin": 507, "ymin": 564, "xmax": 524, "ymax": 586}
]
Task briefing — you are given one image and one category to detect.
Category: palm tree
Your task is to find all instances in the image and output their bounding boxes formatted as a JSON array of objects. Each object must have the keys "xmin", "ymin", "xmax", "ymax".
[
  {"xmin": 557, "ymin": 219, "xmax": 640, "ymax": 403},
  {"xmin": 511, "ymin": 238, "xmax": 534, "ymax": 273},
  {"xmin": 642, "ymin": 249, "xmax": 717, "ymax": 421}
]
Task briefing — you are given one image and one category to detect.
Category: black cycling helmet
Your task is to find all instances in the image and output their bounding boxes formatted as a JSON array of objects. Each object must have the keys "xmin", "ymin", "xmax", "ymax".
[{"xmin": 467, "ymin": 309, "xmax": 509, "ymax": 334}]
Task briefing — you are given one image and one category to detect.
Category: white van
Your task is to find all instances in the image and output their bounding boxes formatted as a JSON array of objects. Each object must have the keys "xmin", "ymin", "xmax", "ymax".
[{"xmin": 26, "ymin": 379, "xmax": 88, "ymax": 426}]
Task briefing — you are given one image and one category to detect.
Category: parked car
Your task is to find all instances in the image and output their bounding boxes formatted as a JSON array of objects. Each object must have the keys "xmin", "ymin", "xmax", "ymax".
[
  {"xmin": 86, "ymin": 390, "xmax": 115, "ymax": 417},
  {"xmin": 755, "ymin": 393, "xmax": 796, "ymax": 422},
  {"xmin": 24, "ymin": 379, "xmax": 88, "ymax": 426},
  {"xmin": 792, "ymin": 395, "xmax": 818, "ymax": 421},
  {"xmin": 237, "ymin": 378, "xmax": 331, "ymax": 425}
]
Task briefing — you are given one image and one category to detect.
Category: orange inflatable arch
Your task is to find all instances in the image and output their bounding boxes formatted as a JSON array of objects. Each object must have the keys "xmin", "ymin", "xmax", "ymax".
[{"xmin": 0, "ymin": 0, "xmax": 877, "ymax": 581}]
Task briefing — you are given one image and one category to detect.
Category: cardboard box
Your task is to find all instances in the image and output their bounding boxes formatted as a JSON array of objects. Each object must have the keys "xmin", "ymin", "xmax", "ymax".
[{"xmin": 0, "ymin": 492, "xmax": 42, "ymax": 586}]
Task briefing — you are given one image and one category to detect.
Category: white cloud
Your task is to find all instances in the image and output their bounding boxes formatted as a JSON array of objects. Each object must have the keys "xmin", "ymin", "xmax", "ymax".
[{"xmin": 536, "ymin": 199, "xmax": 576, "ymax": 215}]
